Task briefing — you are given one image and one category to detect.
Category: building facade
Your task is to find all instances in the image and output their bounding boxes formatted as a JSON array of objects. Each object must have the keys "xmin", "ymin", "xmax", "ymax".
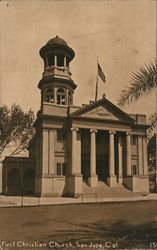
[{"xmin": 2, "ymin": 36, "xmax": 150, "ymax": 196}]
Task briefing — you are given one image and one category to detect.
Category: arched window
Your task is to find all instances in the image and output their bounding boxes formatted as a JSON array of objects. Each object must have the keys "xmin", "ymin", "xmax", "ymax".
[
  {"xmin": 45, "ymin": 88, "xmax": 54, "ymax": 103},
  {"xmin": 57, "ymin": 88, "xmax": 66, "ymax": 105},
  {"xmin": 68, "ymin": 91, "xmax": 72, "ymax": 105}
]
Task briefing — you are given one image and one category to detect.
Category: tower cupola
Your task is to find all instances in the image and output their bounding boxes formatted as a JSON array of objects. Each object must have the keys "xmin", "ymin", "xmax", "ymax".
[
  {"xmin": 40, "ymin": 36, "xmax": 75, "ymax": 70},
  {"xmin": 38, "ymin": 36, "xmax": 77, "ymax": 107}
]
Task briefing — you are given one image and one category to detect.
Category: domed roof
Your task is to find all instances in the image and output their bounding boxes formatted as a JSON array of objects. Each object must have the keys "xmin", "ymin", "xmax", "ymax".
[
  {"xmin": 40, "ymin": 35, "xmax": 75, "ymax": 61},
  {"xmin": 47, "ymin": 36, "xmax": 68, "ymax": 46}
]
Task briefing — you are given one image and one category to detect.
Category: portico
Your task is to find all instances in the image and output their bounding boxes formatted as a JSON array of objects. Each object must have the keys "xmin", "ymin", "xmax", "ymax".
[{"xmin": 70, "ymin": 125, "xmax": 132, "ymax": 189}]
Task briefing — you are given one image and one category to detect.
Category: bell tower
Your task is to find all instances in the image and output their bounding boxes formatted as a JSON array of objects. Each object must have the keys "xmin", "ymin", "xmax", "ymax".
[{"xmin": 38, "ymin": 36, "xmax": 77, "ymax": 113}]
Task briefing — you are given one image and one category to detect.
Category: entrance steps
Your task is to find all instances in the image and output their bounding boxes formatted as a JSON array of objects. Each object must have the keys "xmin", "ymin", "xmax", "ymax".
[{"xmin": 83, "ymin": 181, "xmax": 136, "ymax": 198}]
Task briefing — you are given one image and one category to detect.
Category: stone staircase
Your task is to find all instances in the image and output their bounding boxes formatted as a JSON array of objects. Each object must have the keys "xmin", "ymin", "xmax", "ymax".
[{"xmin": 82, "ymin": 181, "xmax": 139, "ymax": 198}]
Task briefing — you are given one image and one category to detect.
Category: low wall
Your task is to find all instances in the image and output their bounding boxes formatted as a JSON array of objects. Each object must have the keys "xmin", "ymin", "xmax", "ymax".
[{"xmin": 123, "ymin": 176, "xmax": 149, "ymax": 193}]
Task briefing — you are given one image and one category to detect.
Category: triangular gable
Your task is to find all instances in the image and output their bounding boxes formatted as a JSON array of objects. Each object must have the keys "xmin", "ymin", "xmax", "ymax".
[{"xmin": 70, "ymin": 97, "xmax": 135, "ymax": 123}]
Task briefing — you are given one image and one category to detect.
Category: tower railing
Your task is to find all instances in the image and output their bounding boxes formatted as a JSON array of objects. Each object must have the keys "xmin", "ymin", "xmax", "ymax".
[{"xmin": 43, "ymin": 65, "xmax": 72, "ymax": 77}]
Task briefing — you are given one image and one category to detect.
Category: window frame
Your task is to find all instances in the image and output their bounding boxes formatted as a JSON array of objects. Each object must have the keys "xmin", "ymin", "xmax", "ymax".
[
  {"xmin": 44, "ymin": 88, "xmax": 54, "ymax": 103},
  {"xmin": 56, "ymin": 163, "xmax": 66, "ymax": 176},
  {"xmin": 132, "ymin": 165, "xmax": 137, "ymax": 175},
  {"xmin": 56, "ymin": 88, "xmax": 66, "ymax": 105}
]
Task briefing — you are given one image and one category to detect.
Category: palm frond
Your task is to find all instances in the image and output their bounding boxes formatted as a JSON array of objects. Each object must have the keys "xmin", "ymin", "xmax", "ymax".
[
  {"xmin": 118, "ymin": 60, "xmax": 157, "ymax": 107},
  {"xmin": 147, "ymin": 112, "xmax": 157, "ymax": 142}
]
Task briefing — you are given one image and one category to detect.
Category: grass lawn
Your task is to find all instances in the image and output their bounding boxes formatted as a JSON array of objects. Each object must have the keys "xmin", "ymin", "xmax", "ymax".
[{"xmin": 1, "ymin": 201, "xmax": 157, "ymax": 249}]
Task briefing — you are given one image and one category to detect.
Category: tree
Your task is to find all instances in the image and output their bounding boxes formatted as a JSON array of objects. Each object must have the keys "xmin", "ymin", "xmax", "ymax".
[
  {"xmin": 118, "ymin": 60, "xmax": 157, "ymax": 139},
  {"xmin": 118, "ymin": 60, "xmax": 157, "ymax": 107},
  {"xmin": 118, "ymin": 61, "xmax": 157, "ymax": 192},
  {"xmin": 0, "ymin": 104, "xmax": 35, "ymax": 160}
]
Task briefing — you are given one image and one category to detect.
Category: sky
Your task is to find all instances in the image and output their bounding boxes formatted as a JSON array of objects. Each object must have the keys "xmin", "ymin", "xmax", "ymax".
[{"xmin": 0, "ymin": 0, "xmax": 156, "ymax": 121}]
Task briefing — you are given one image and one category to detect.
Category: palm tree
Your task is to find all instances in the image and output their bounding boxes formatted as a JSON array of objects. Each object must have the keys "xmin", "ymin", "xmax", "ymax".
[
  {"xmin": 118, "ymin": 60, "xmax": 157, "ymax": 107},
  {"xmin": 118, "ymin": 61, "xmax": 157, "ymax": 192},
  {"xmin": 118, "ymin": 60, "xmax": 157, "ymax": 141}
]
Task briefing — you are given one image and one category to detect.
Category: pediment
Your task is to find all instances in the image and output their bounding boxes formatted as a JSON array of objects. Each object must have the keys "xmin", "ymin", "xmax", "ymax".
[
  {"xmin": 70, "ymin": 98, "xmax": 135, "ymax": 123},
  {"xmin": 81, "ymin": 105, "xmax": 119, "ymax": 120}
]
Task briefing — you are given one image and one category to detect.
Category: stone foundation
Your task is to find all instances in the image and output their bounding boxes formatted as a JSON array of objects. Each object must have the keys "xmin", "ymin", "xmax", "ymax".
[{"xmin": 123, "ymin": 175, "xmax": 149, "ymax": 193}]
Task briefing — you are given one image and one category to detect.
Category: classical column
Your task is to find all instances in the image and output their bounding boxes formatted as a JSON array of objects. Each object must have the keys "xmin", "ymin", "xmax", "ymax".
[
  {"xmin": 42, "ymin": 129, "xmax": 55, "ymax": 175},
  {"xmin": 88, "ymin": 129, "xmax": 98, "ymax": 187},
  {"xmin": 70, "ymin": 127, "xmax": 82, "ymax": 196},
  {"xmin": 118, "ymin": 136, "xmax": 123, "ymax": 183},
  {"xmin": 71, "ymin": 128, "xmax": 78, "ymax": 174},
  {"xmin": 42, "ymin": 129, "xmax": 49, "ymax": 174},
  {"xmin": 39, "ymin": 129, "xmax": 56, "ymax": 197},
  {"xmin": 107, "ymin": 131, "xmax": 117, "ymax": 187},
  {"xmin": 71, "ymin": 128, "xmax": 82, "ymax": 175},
  {"xmin": 49, "ymin": 130, "xmax": 55, "ymax": 175},
  {"xmin": 126, "ymin": 132, "xmax": 132, "ymax": 176},
  {"xmin": 54, "ymin": 54, "xmax": 57, "ymax": 67},
  {"xmin": 64, "ymin": 56, "xmax": 66, "ymax": 68}
]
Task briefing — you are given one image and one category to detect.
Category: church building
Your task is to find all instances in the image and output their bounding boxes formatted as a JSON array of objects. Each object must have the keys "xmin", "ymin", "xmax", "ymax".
[{"xmin": 2, "ymin": 36, "xmax": 150, "ymax": 197}]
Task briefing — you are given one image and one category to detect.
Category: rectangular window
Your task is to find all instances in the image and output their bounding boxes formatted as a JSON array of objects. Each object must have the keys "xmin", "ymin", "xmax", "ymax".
[
  {"xmin": 132, "ymin": 165, "xmax": 137, "ymax": 175},
  {"xmin": 57, "ymin": 163, "xmax": 61, "ymax": 175},
  {"xmin": 57, "ymin": 129, "xmax": 66, "ymax": 141},
  {"xmin": 56, "ymin": 163, "xmax": 66, "ymax": 176}
]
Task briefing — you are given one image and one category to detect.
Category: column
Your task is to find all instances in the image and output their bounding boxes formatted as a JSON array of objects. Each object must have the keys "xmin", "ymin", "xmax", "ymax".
[
  {"xmin": 71, "ymin": 127, "xmax": 79, "ymax": 174},
  {"xmin": 39, "ymin": 129, "xmax": 56, "ymax": 196},
  {"xmin": 118, "ymin": 136, "xmax": 123, "ymax": 183},
  {"xmin": 54, "ymin": 54, "xmax": 57, "ymax": 67},
  {"xmin": 88, "ymin": 129, "xmax": 98, "ymax": 187},
  {"xmin": 64, "ymin": 56, "xmax": 66, "ymax": 68},
  {"xmin": 107, "ymin": 131, "xmax": 117, "ymax": 187},
  {"xmin": 70, "ymin": 127, "xmax": 82, "ymax": 196},
  {"xmin": 49, "ymin": 130, "xmax": 55, "ymax": 175},
  {"xmin": 42, "ymin": 129, "xmax": 49, "ymax": 174},
  {"xmin": 126, "ymin": 132, "xmax": 132, "ymax": 176}
]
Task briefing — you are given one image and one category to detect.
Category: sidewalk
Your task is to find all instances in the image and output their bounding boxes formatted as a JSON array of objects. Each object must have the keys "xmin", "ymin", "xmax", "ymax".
[{"xmin": 0, "ymin": 193, "xmax": 157, "ymax": 207}]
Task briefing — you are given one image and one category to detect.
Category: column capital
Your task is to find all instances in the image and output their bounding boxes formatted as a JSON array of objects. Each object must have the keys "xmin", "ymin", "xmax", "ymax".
[
  {"xmin": 126, "ymin": 132, "xmax": 131, "ymax": 136},
  {"xmin": 90, "ymin": 129, "xmax": 97, "ymax": 133},
  {"xmin": 71, "ymin": 127, "xmax": 79, "ymax": 132},
  {"xmin": 109, "ymin": 130, "xmax": 116, "ymax": 135}
]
